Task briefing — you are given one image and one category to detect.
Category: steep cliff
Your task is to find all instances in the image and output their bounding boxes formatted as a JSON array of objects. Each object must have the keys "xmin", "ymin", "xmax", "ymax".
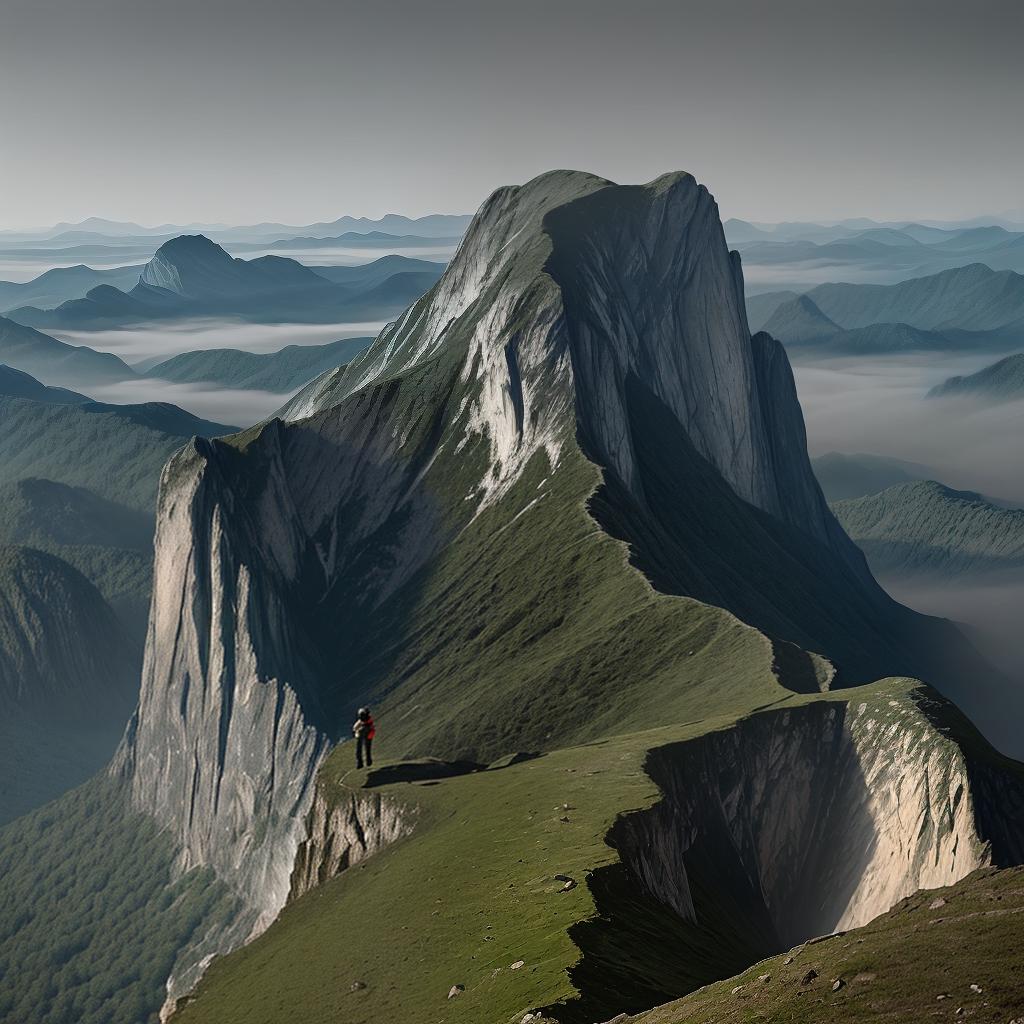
[{"xmin": 117, "ymin": 170, "xmax": 1007, "ymax": 1008}]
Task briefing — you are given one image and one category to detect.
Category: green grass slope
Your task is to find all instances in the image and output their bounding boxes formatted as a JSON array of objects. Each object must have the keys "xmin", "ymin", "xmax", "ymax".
[
  {"xmin": 173, "ymin": 679, "xmax": 1017, "ymax": 1024},
  {"xmin": 629, "ymin": 867, "xmax": 1024, "ymax": 1024}
]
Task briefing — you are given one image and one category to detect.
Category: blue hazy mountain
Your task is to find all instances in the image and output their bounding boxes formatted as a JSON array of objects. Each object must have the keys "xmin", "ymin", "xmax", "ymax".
[
  {"xmin": 0, "ymin": 364, "xmax": 90, "ymax": 404},
  {"xmin": 8, "ymin": 236, "xmax": 447, "ymax": 329},
  {"xmin": 310, "ymin": 253, "xmax": 446, "ymax": 285},
  {"xmin": 0, "ymin": 212, "xmax": 471, "ymax": 244},
  {"xmin": 0, "ymin": 264, "xmax": 143, "ymax": 312},
  {"xmin": 760, "ymin": 294, "xmax": 970, "ymax": 354},
  {"xmin": 0, "ymin": 315, "xmax": 135, "ymax": 385},
  {"xmin": 148, "ymin": 336, "xmax": 374, "ymax": 391},
  {"xmin": 928, "ymin": 353, "xmax": 1024, "ymax": 402},
  {"xmin": 260, "ymin": 231, "xmax": 459, "ymax": 250},
  {"xmin": 748, "ymin": 265, "xmax": 1024, "ymax": 354}
]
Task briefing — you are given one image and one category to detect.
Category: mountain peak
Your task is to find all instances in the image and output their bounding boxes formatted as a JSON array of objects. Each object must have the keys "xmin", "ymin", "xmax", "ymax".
[{"xmin": 140, "ymin": 235, "xmax": 237, "ymax": 296}]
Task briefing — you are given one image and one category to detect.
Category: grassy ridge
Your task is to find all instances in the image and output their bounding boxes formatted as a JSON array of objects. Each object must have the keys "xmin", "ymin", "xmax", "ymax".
[{"xmin": 174, "ymin": 682, "xmax": 936, "ymax": 1024}]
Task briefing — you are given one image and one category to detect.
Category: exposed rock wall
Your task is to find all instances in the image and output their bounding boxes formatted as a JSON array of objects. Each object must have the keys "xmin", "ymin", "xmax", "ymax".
[
  {"xmin": 289, "ymin": 787, "xmax": 417, "ymax": 901},
  {"xmin": 612, "ymin": 691, "xmax": 1024, "ymax": 955}
]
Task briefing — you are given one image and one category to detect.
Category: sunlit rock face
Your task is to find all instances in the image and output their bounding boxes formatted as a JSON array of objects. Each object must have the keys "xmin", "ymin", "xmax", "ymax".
[{"xmin": 614, "ymin": 690, "xmax": 1024, "ymax": 954}]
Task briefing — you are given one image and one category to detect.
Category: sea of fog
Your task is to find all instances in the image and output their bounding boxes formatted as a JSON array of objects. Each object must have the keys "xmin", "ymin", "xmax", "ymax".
[
  {"xmin": 52, "ymin": 319, "xmax": 387, "ymax": 364},
  {"xmin": 741, "ymin": 260, "xmax": 937, "ymax": 295},
  {"xmin": 793, "ymin": 351, "xmax": 1024, "ymax": 505},
  {"xmin": 85, "ymin": 378, "xmax": 295, "ymax": 429},
  {"xmin": 50, "ymin": 319, "xmax": 388, "ymax": 428},
  {"xmin": 231, "ymin": 243, "xmax": 459, "ymax": 266},
  {"xmin": 794, "ymin": 349, "xmax": 1024, "ymax": 753}
]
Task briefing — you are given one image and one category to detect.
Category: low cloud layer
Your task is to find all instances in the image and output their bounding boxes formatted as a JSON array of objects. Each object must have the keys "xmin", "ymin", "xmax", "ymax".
[
  {"xmin": 85, "ymin": 378, "xmax": 296, "ymax": 428},
  {"xmin": 794, "ymin": 349, "xmax": 1024, "ymax": 754},
  {"xmin": 794, "ymin": 352, "xmax": 1024, "ymax": 504},
  {"xmin": 53, "ymin": 319, "xmax": 386, "ymax": 365}
]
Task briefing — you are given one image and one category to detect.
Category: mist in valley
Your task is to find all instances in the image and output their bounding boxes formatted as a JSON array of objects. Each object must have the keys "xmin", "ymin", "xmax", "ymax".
[
  {"xmin": 85, "ymin": 378, "xmax": 295, "ymax": 429},
  {"xmin": 52, "ymin": 318, "xmax": 386, "ymax": 364},
  {"xmin": 794, "ymin": 351, "xmax": 1024, "ymax": 504},
  {"xmin": 794, "ymin": 349, "xmax": 1024, "ymax": 751}
]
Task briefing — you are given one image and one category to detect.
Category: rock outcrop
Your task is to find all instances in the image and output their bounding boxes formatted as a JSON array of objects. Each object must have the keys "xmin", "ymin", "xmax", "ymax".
[
  {"xmin": 289, "ymin": 786, "xmax": 416, "ymax": 901},
  {"xmin": 545, "ymin": 685, "xmax": 1024, "ymax": 1018}
]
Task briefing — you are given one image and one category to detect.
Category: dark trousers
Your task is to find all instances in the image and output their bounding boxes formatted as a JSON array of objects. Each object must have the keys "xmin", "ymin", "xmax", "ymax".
[{"xmin": 356, "ymin": 734, "xmax": 373, "ymax": 768}]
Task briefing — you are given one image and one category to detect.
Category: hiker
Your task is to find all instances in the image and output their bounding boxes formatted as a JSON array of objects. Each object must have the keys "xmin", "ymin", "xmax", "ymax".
[{"xmin": 353, "ymin": 707, "xmax": 375, "ymax": 769}]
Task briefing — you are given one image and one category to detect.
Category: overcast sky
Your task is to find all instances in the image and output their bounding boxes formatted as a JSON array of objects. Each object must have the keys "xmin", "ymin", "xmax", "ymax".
[{"xmin": 1, "ymin": 0, "xmax": 1020, "ymax": 228}]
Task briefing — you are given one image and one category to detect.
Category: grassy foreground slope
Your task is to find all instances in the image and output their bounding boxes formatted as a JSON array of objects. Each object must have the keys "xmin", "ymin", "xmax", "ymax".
[
  {"xmin": 630, "ymin": 867, "xmax": 1024, "ymax": 1024},
  {"xmin": 174, "ymin": 678, "xmax": 1015, "ymax": 1024}
]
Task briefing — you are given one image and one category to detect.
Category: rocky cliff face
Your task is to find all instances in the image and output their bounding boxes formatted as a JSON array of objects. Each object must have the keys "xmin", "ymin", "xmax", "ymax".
[
  {"xmin": 602, "ymin": 687, "xmax": 1024, "ymax": 994},
  {"xmin": 118, "ymin": 170, "xmax": 999, "ymax": 1006},
  {"xmin": 289, "ymin": 785, "xmax": 416, "ymax": 901}
]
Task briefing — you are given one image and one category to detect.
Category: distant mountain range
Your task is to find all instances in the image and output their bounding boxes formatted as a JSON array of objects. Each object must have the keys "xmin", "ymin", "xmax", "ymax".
[
  {"xmin": 833, "ymin": 480, "xmax": 1024, "ymax": 579},
  {"xmin": 727, "ymin": 218, "xmax": 1024, "ymax": 276},
  {"xmin": 725, "ymin": 216, "xmax": 1024, "ymax": 244},
  {"xmin": 148, "ymin": 336, "xmax": 374, "ymax": 392},
  {"xmin": 0, "ymin": 212, "xmax": 472, "ymax": 245},
  {"xmin": 0, "ymin": 264, "xmax": 143, "ymax": 313},
  {"xmin": 251, "ymin": 231, "xmax": 461, "ymax": 251},
  {"xmin": 750, "ymin": 264, "xmax": 1024, "ymax": 354},
  {"xmin": 7, "ymin": 237, "xmax": 446, "ymax": 330},
  {"xmin": 928, "ymin": 353, "xmax": 1024, "ymax": 401}
]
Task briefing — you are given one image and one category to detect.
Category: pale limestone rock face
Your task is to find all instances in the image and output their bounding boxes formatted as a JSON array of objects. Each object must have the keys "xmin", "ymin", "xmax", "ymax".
[
  {"xmin": 289, "ymin": 786, "xmax": 416, "ymax": 901},
  {"xmin": 614, "ymin": 692, "xmax": 1024, "ymax": 954}
]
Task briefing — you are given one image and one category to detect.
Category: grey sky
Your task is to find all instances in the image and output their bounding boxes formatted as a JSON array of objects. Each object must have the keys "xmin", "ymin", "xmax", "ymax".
[{"xmin": 1, "ymin": 0, "xmax": 1020, "ymax": 227}]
